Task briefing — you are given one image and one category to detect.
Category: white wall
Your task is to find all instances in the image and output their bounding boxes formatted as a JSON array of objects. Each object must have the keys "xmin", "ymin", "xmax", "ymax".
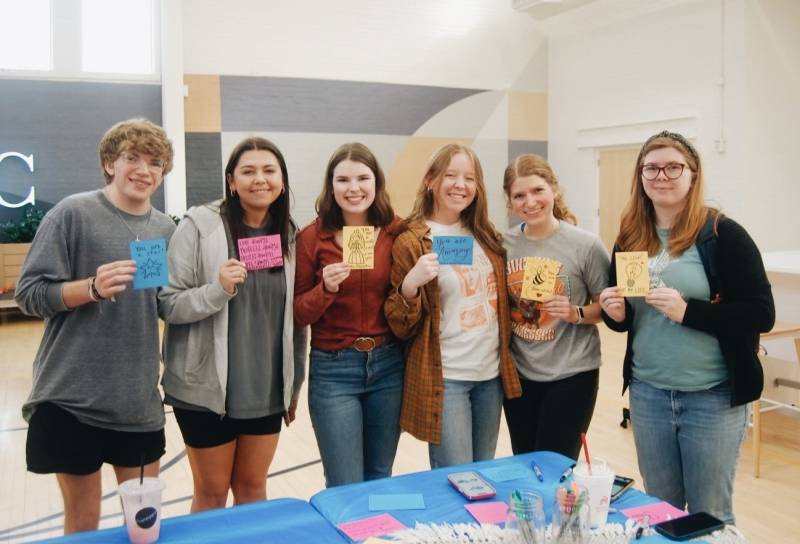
[
  {"xmin": 546, "ymin": 0, "xmax": 800, "ymax": 251},
  {"xmin": 181, "ymin": 0, "xmax": 549, "ymax": 228},
  {"xmin": 183, "ymin": 0, "xmax": 547, "ymax": 92}
]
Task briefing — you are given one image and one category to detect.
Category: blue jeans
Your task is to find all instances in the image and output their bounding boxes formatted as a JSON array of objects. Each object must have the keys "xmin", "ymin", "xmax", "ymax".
[
  {"xmin": 629, "ymin": 378, "xmax": 748, "ymax": 524},
  {"xmin": 428, "ymin": 377, "xmax": 503, "ymax": 469},
  {"xmin": 309, "ymin": 342, "xmax": 403, "ymax": 487}
]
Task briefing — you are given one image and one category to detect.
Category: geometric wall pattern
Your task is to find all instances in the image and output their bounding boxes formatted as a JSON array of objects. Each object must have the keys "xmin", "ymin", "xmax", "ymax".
[{"xmin": 184, "ymin": 75, "xmax": 547, "ymax": 228}]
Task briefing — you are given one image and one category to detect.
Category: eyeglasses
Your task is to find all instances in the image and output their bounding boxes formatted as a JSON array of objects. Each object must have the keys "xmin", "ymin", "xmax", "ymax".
[
  {"xmin": 640, "ymin": 163, "xmax": 690, "ymax": 181},
  {"xmin": 121, "ymin": 152, "xmax": 164, "ymax": 173}
]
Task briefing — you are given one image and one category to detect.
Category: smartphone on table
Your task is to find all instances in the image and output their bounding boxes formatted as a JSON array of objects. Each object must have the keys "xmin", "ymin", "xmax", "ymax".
[
  {"xmin": 447, "ymin": 471, "xmax": 496, "ymax": 500},
  {"xmin": 654, "ymin": 512, "xmax": 725, "ymax": 541},
  {"xmin": 610, "ymin": 475, "xmax": 635, "ymax": 502}
]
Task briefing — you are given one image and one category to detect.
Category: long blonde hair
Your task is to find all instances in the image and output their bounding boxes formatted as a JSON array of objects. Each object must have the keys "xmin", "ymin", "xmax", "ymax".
[
  {"xmin": 503, "ymin": 154, "xmax": 577, "ymax": 225},
  {"xmin": 406, "ymin": 143, "xmax": 504, "ymax": 256},
  {"xmin": 616, "ymin": 131, "xmax": 716, "ymax": 256}
]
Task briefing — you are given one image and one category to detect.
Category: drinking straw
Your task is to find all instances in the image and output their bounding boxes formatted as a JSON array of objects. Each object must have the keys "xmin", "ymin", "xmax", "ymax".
[
  {"xmin": 580, "ymin": 432, "xmax": 592, "ymax": 475},
  {"xmin": 139, "ymin": 452, "xmax": 145, "ymax": 485}
]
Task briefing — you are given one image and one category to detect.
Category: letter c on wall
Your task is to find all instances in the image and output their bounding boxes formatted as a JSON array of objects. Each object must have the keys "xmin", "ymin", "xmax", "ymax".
[{"xmin": 0, "ymin": 152, "xmax": 36, "ymax": 208}]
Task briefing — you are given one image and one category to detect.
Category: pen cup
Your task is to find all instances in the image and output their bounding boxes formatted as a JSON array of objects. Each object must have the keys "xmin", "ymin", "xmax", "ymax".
[
  {"xmin": 552, "ymin": 482, "xmax": 589, "ymax": 544},
  {"xmin": 506, "ymin": 489, "xmax": 546, "ymax": 544}
]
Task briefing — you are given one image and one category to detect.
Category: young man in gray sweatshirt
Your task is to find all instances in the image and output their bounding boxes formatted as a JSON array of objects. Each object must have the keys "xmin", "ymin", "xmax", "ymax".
[{"xmin": 15, "ymin": 119, "xmax": 176, "ymax": 534}]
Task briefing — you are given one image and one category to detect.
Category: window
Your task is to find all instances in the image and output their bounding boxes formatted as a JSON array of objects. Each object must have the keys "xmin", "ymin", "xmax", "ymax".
[
  {"xmin": 81, "ymin": 0, "xmax": 154, "ymax": 75},
  {"xmin": 0, "ymin": 0, "xmax": 159, "ymax": 80},
  {"xmin": 0, "ymin": 0, "xmax": 52, "ymax": 71}
]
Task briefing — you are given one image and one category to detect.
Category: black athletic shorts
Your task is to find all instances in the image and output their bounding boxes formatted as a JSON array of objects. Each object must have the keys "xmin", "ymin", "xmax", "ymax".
[
  {"xmin": 26, "ymin": 402, "xmax": 166, "ymax": 475},
  {"xmin": 173, "ymin": 407, "xmax": 282, "ymax": 449}
]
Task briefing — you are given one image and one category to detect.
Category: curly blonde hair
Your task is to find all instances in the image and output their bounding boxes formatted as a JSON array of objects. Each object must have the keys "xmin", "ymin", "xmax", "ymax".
[{"xmin": 98, "ymin": 118, "xmax": 174, "ymax": 183}]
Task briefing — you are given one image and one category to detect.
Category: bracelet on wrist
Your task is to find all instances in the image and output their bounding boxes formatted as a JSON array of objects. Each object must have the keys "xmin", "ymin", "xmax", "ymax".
[
  {"xmin": 87, "ymin": 277, "xmax": 98, "ymax": 302},
  {"xmin": 90, "ymin": 276, "xmax": 107, "ymax": 301}
]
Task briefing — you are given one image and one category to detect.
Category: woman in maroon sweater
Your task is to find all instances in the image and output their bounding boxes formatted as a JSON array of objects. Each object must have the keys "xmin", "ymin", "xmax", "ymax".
[{"xmin": 294, "ymin": 142, "xmax": 403, "ymax": 487}]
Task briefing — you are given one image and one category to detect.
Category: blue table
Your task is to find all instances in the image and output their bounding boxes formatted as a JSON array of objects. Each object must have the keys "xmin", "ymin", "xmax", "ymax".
[
  {"xmin": 311, "ymin": 451, "xmax": 661, "ymax": 536},
  {"xmin": 37, "ymin": 498, "xmax": 349, "ymax": 543}
]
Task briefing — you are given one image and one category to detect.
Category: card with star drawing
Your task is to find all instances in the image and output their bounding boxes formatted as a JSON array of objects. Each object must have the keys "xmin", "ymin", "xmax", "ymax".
[{"xmin": 130, "ymin": 239, "xmax": 168, "ymax": 289}]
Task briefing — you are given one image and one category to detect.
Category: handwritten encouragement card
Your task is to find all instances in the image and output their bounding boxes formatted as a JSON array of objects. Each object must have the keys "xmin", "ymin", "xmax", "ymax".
[
  {"xmin": 337, "ymin": 513, "xmax": 406, "ymax": 541},
  {"xmin": 130, "ymin": 239, "xmax": 168, "ymax": 289},
  {"xmin": 615, "ymin": 252, "xmax": 650, "ymax": 297},
  {"xmin": 432, "ymin": 235, "xmax": 474, "ymax": 265},
  {"xmin": 343, "ymin": 226, "xmax": 375, "ymax": 270},
  {"xmin": 520, "ymin": 257, "xmax": 560, "ymax": 300},
  {"xmin": 237, "ymin": 234, "xmax": 283, "ymax": 270}
]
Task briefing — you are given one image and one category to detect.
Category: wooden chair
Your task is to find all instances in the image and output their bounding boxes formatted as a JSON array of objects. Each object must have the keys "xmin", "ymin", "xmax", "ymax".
[{"xmin": 754, "ymin": 321, "xmax": 800, "ymax": 477}]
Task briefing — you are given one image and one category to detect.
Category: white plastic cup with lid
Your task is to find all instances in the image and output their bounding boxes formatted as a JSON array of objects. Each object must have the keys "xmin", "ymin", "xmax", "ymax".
[
  {"xmin": 118, "ymin": 477, "xmax": 164, "ymax": 544},
  {"xmin": 571, "ymin": 457, "xmax": 614, "ymax": 529}
]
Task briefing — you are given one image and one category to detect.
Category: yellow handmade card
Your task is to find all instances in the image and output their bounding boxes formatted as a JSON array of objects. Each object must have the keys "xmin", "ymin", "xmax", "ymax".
[
  {"xmin": 615, "ymin": 251, "xmax": 650, "ymax": 297},
  {"xmin": 521, "ymin": 257, "xmax": 560, "ymax": 301},
  {"xmin": 343, "ymin": 226, "xmax": 375, "ymax": 270}
]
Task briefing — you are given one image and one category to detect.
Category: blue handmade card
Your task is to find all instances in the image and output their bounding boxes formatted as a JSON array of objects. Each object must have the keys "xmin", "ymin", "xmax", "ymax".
[
  {"xmin": 479, "ymin": 464, "xmax": 532, "ymax": 483},
  {"xmin": 130, "ymin": 239, "xmax": 168, "ymax": 289},
  {"xmin": 432, "ymin": 235, "xmax": 473, "ymax": 265},
  {"xmin": 368, "ymin": 493, "xmax": 426, "ymax": 511}
]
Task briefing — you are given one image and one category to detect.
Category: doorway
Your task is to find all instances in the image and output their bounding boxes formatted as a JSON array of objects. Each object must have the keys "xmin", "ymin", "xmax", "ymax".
[{"xmin": 598, "ymin": 147, "xmax": 639, "ymax": 251}]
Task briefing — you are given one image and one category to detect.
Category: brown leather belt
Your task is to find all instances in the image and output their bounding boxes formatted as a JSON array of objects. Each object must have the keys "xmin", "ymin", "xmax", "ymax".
[{"xmin": 352, "ymin": 335, "xmax": 391, "ymax": 352}]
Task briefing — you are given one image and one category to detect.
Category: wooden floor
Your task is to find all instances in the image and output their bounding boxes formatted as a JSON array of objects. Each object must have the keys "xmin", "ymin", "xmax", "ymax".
[{"xmin": 0, "ymin": 311, "xmax": 798, "ymax": 542}]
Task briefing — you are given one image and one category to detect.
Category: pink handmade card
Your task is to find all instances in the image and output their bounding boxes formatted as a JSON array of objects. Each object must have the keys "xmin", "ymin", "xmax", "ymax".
[
  {"xmin": 237, "ymin": 234, "xmax": 283, "ymax": 270},
  {"xmin": 621, "ymin": 501, "xmax": 688, "ymax": 525},
  {"xmin": 465, "ymin": 501, "xmax": 509, "ymax": 525},
  {"xmin": 337, "ymin": 513, "xmax": 406, "ymax": 541}
]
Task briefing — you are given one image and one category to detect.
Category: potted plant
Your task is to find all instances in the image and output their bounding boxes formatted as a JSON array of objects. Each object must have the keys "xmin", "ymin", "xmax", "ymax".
[{"xmin": 0, "ymin": 207, "xmax": 44, "ymax": 293}]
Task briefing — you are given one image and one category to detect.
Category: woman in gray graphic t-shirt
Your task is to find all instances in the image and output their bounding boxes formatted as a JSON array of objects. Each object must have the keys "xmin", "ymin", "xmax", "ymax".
[{"xmin": 501, "ymin": 154, "xmax": 610, "ymax": 459}]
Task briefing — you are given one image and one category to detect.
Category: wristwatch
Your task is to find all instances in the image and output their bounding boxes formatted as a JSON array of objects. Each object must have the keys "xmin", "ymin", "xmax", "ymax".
[{"xmin": 575, "ymin": 305, "xmax": 585, "ymax": 324}]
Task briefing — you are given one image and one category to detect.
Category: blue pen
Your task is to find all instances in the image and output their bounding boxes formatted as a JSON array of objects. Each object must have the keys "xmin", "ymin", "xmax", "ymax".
[
  {"xmin": 531, "ymin": 461, "xmax": 544, "ymax": 482},
  {"xmin": 558, "ymin": 463, "xmax": 576, "ymax": 482}
]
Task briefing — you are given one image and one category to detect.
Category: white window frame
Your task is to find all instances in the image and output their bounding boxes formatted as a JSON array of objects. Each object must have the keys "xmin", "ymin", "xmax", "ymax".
[{"xmin": 0, "ymin": 0, "xmax": 161, "ymax": 83}]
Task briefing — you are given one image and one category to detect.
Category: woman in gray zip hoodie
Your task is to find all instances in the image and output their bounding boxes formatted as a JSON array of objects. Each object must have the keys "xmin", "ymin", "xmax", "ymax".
[{"xmin": 159, "ymin": 137, "xmax": 307, "ymax": 512}]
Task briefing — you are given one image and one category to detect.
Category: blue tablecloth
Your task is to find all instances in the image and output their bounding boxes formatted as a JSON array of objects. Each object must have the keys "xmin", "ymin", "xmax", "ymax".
[
  {"xmin": 36, "ymin": 497, "xmax": 349, "ymax": 543},
  {"xmin": 311, "ymin": 451, "xmax": 662, "ymax": 534}
]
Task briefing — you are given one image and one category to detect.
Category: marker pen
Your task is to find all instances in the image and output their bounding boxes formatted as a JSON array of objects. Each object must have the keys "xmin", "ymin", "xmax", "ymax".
[
  {"xmin": 558, "ymin": 463, "xmax": 576, "ymax": 483},
  {"xmin": 531, "ymin": 461, "xmax": 544, "ymax": 482}
]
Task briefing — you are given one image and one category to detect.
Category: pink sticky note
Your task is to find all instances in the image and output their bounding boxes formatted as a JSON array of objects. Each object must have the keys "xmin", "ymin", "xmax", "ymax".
[
  {"xmin": 237, "ymin": 234, "xmax": 283, "ymax": 270},
  {"xmin": 621, "ymin": 501, "xmax": 688, "ymax": 525},
  {"xmin": 337, "ymin": 513, "xmax": 406, "ymax": 541},
  {"xmin": 465, "ymin": 501, "xmax": 509, "ymax": 525}
]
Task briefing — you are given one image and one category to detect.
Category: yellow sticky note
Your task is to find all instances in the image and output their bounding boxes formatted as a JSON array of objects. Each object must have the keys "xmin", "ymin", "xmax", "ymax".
[
  {"xmin": 616, "ymin": 251, "xmax": 650, "ymax": 297},
  {"xmin": 343, "ymin": 226, "xmax": 375, "ymax": 270},
  {"xmin": 521, "ymin": 257, "xmax": 560, "ymax": 301}
]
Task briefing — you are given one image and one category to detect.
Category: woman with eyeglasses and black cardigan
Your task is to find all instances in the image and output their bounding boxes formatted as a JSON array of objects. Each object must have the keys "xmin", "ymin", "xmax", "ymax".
[{"xmin": 599, "ymin": 131, "xmax": 774, "ymax": 525}]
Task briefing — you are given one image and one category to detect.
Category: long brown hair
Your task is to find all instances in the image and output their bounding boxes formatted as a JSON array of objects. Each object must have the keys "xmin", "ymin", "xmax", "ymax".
[
  {"xmin": 616, "ymin": 131, "xmax": 716, "ymax": 256},
  {"xmin": 503, "ymin": 154, "xmax": 577, "ymax": 225},
  {"xmin": 222, "ymin": 137, "xmax": 293, "ymax": 256},
  {"xmin": 315, "ymin": 142, "xmax": 395, "ymax": 231},
  {"xmin": 406, "ymin": 143, "xmax": 504, "ymax": 256}
]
